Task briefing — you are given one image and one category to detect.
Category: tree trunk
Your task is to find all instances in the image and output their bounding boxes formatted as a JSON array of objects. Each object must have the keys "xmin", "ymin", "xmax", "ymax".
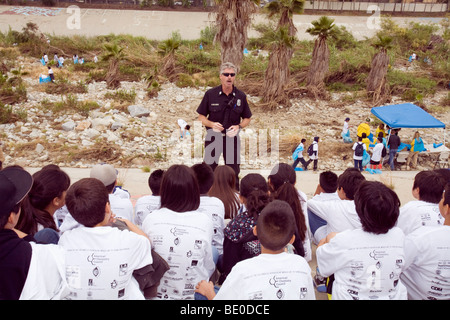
[
  {"xmin": 161, "ymin": 53, "xmax": 177, "ymax": 80},
  {"xmin": 215, "ymin": 0, "xmax": 257, "ymax": 70},
  {"xmin": 367, "ymin": 50, "xmax": 389, "ymax": 104},
  {"xmin": 306, "ymin": 36, "xmax": 329, "ymax": 97},
  {"xmin": 262, "ymin": 44, "xmax": 292, "ymax": 109},
  {"xmin": 106, "ymin": 58, "xmax": 120, "ymax": 89}
]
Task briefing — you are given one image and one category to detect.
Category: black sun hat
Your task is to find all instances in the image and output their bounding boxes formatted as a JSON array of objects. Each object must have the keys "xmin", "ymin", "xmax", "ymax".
[{"xmin": 0, "ymin": 167, "xmax": 33, "ymax": 218}]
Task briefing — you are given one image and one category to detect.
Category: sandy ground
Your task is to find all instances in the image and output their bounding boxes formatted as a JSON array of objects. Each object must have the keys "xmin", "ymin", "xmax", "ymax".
[
  {"xmin": 25, "ymin": 166, "xmax": 420, "ymax": 300},
  {"xmin": 0, "ymin": 5, "xmax": 444, "ymax": 41}
]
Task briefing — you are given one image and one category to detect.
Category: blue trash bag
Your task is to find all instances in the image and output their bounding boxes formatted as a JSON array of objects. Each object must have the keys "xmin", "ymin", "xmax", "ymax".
[
  {"xmin": 341, "ymin": 131, "xmax": 352, "ymax": 143},
  {"xmin": 362, "ymin": 150, "xmax": 370, "ymax": 168},
  {"xmin": 39, "ymin": 75, "xmax": 51, "ymax": 83}
]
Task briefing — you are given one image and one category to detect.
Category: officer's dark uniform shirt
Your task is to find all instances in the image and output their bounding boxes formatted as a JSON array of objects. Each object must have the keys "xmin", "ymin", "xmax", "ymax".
[{"xmin": 197, "ymin": 85, "xmax": 252, "ymax": 133}]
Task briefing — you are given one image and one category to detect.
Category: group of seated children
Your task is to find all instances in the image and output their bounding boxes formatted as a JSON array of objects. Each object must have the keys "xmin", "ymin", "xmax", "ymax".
[{"xmin": 0, "ymin": 162, "xmax": 449, "ymax": 300}]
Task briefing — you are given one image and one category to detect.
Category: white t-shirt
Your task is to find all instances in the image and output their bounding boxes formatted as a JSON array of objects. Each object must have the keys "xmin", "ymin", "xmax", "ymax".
[
  {"xmin": 134, "ymin": 195, "xmax": 161, "ymax": 227},
  {"xmin": 59, "ymin": 193, "xmax": 134, "ymax": 234},
  {"xmin": 401, "ymin": 225, "xmax": 450, "ymax": 300},
  {"xmin": 59, "ymin": 226, "xmax": 152, "ymax": 300},
  {"xmin": 342, "ymin": 121, "xmax": 349, "ymax": 134},
  {"xmin": 177, "ymin": 119, "xmax": 188, "ymax": 129},
  {"xmin": 307, "ymin": 198, "xmax": 362, "ymax": 235},
  {"xmin": 214, "ymin": 252, "xmax": 315, "ymax": 300},
  {"xmin": 198, "ymin": 196, "xmax": 225, "ymax": 254},
  {"xmin": 108, "ymin": 193, "xmax": 134, "ymax": 221},
  {"xmin": 371, "ymin": 143, "xmax": 384, "ymax": 162},
  {"xmin": 20, "ymin": 243, "xmax": 69, "ymax": 300},
  {"xmin": 310, "ymin": 141, "xmax": 319, "ymax": 160},
  {"xmin": 317, "ymin": 227, "xmax": 407, "ymax": 300},
  {"xmin": 307, "ymin": 192, "xmax": 341, "ymax": 244},
  {"xmin": 352, "ymin": 142, "xmax": 366, "ymax": 160},
  {"xmin": 397, "ymin": 200, "xmax": 443, "ymax": 235},
  {"xmin": 142, "ymin": 207, "xmax": 215, "ymax": 300}
]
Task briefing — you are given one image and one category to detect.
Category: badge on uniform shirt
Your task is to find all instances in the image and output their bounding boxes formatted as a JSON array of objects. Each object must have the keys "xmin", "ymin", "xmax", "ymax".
[{"xmin": 237, "ymin": 99, "xmax": 241, "ymax": 107}]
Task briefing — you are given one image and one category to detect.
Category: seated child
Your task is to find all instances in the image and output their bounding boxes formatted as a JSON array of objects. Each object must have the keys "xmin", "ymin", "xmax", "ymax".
[
  {"xmin": 307, "ymin": 170, "xmax": 340, "ymax": 245},
  {"xmin": 307, "ymin": 168, "xmax": 365, "ymax": 238},
  {"xmin": 142, "ymin": 165, "xmax": 215, "ymax": 300},
  {"xmin": 59, "ymin": 178, "xmax": 152, "ymax": 300},
  {"xmin": 218, "ymin": 173, "xmax": 271, "ymax": 284},
  {"xmin": 191, "ymin": 163, "xmax": 225, "ymax": 256},
  {"xmin": 400, "ymin": 182, "xmax": 450, "ymax": 300},
  {"xmin": 134, "ymin": 169, "xmax": 164, "ymax": 227},
  {"xmin": 0, "ymin": 166, "xmax": 68, "ymax": 300},
  {"xmin": 195, "ymin": 200, "xmax": 315, "ymax": 300},
  {"xmin": 397, "ymin": 170, "xmax": 446, "ymax": 235},
  {"xmin": 316, "ymin": 181, "xmax": 407, "ymax": 300}
]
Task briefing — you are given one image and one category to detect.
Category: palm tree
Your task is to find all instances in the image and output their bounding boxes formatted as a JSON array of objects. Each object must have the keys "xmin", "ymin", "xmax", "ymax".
[
  {"xmin": 367, "ymin": 35, "xmax": 393, "ymax": 105},
  {"xmin": 262, "ymin": 0, "xmax": 304, "ymax": 108},
  {"xmin": 262, "ymin": 26, "xmax": 297, "ymax": 108},
  {"xmin": 102, "ymin": 43, "xmax": 125, "ymax": 89},
  {"xmin": 306, "ymin": 16, "xmax": 337, "ymax": 97},
  {"xmin": 213, "ymin": 0, "xmax": 260, "ymax": 70},
  {"xmin": 158, "ymin": 36, "xmax": 181, "ymax": 80}
]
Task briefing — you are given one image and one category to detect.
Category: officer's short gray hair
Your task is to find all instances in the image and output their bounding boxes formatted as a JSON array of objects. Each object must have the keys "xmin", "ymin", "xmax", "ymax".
[{"xmin": 220, "ymin": 62, "xmax": 237, "ymax": 75}]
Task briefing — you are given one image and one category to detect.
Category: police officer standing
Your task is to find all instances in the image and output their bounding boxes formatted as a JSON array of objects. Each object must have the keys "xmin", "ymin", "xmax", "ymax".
[{"xmin": 197, "ymin": 62, "xmax": 252, "ymax": 190}]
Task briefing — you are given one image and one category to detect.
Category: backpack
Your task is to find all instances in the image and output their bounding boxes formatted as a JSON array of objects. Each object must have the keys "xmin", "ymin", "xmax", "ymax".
[
  {"xmin": 381, "ymin": 145, "xmax": 387, "ymax": 158},
  {"xmin": 355, "ymin": 142, "xmax": 364, "ymax": 157},
  {"xmin": 307, "ymin": 144, "xmax": 314, "ymax": 156}
]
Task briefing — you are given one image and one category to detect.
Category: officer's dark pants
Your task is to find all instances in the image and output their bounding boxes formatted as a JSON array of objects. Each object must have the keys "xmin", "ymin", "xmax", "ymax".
[{"xmin": 204, "ymin": 129, "xmax": 240, "ymax": 191}]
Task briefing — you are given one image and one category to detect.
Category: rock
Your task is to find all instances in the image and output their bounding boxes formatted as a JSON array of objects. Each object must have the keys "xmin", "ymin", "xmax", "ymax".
[
  {"xmin": 62, "ymin": 121, "xmax": 76, "ymax": 131},
  {"xmin": 84, "ymin": 128, "xmax": 101, "ymax": 139},
  {"xmin": 111, "ymin": 122, "xmax": 123, "ymax": 131},
  {"xmin": 76, "ymin": 120, "xmax": 92, "ymax": 131},
  {"xmin": 35, "ymin": 143, "xmax": 45, "ymax": 154},
  {"xmin": 128, "ymin": 105, "xmax": 150, "ymax": 117}
]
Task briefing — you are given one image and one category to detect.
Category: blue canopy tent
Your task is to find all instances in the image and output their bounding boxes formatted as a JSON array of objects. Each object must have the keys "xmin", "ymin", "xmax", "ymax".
[
  {"xmin": 371, "ymin": 102, "xmax": 446, "ymax": 146},
  {"xmin": 371, "ymin": 103, "xmax": 446, "ymax": 129}
]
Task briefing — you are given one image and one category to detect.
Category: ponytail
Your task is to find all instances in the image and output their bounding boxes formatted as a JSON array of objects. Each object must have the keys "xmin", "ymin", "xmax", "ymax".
[
  {"xmin": 245, "ymin": 190, "xmax": 271, "ymax": 220},
  {"xmin": 273, "ymin": 182, "xmax": 307, "ymax": 242}
]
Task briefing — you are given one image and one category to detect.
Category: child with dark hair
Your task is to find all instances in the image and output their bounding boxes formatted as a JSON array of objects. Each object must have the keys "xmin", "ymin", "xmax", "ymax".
[
  {"xmin": 307, "ymin": 168, "xmax": 365, "ymax": 239},
  {"xmin": 142, "ymin": 165, "xmax": 215, "ymax": 300},
  {"xmin": 59, "ymin": 163, "xmax": 133, "ymax": 234},
  {"xmin": 268, "ymin": 163, "xmax": 310, "ymax": 261},
  {"xmin": 208, "ymin": 165, "xmax": 241, "ymax": 219},
  {"xmin": 134, "ymin": 169, "xmax": 164, "ymax": 227},
  {"xmin": 397, "ymin": 170, "xmax": 446, "ymax": 235},
  {"xmin": 191, "ymin": 163, "xmax": 225, "ymax": 256},
  {"xmin": 292, "ymin": 138, "xmax": 309, "ymax": 171},
  {"xmin": 317, "ymin": 181, "xmax": 407, "ymax": 300},
  {"xmin": 16, "ymin": 165, "xmax": 70, "ymax": 244},
  {"xmin": 307, "ymin": 171, "xmax": 340, "ymax": 245},
  {"xmin": 0, "ymin": 166, "xmax": 69, "ymax": 300},
  {"xmin": 195, "ymin": 200, "xmax": 315, "ymax": 300},
  {"xmin": 218, "ymin": 173, "xmax": 271, "ymax": 284},
  {"xmin": 59, "ymin": 178, "xmax": 152, "ymax": 300},
  {"xmin": 401, "ymin": 183, "xmax": 450, "ymax": 300},
  {"xmin": 352, "ymin": 136, "xmax": 366, "ymax": 172}
]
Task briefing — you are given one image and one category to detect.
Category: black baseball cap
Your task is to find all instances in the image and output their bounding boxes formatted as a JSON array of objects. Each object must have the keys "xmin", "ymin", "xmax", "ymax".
[{"xmin": 0, "ymin": 167, "xmax": 33, "ymax": 218}]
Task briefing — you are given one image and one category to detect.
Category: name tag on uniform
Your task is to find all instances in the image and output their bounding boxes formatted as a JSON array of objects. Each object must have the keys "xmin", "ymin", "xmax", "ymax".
[{"xmin": 211, "ymin": 103, "xmax": 219, "ymax": 106}]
